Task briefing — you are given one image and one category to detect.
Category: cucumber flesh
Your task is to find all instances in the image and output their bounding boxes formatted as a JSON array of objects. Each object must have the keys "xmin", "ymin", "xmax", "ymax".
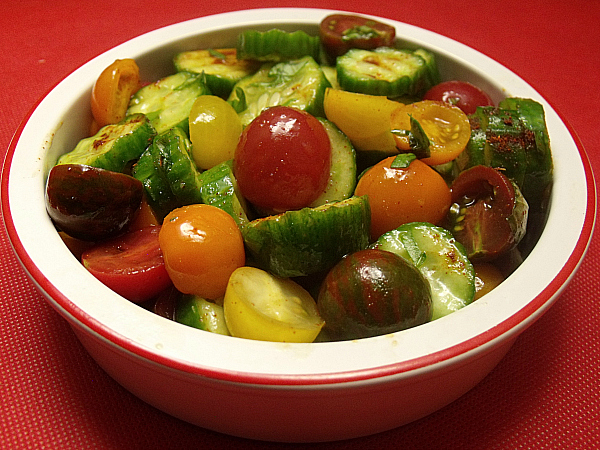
[
  {"xmin": 336, "ymin": 47, "xmax": 439, "ymax": 98},
  {"xmin": 310, "ymin": 119, "xmax": 357, "ymax": 207},
  {"xmin": 242, "ymin": 196, "xmax": 371, "ymax": 277},
  {"xmin": 173, "ymin": 48, "xmax": 261, "ymax": 99},
  {"xmin": 372, "ymin": 222, "xmax": 475, "ymax": 320},
  {"xmin": 175, "ymin": 294, "xmax": 230, "ymax": 335},
  {"xmin": 127, "ymin": 71, "xmax": 211, "ymax": 134},
  {"xmin": 57, "ymin": 114, "xmax": 155, "ymax": 173},
  {"xmin": 228, "ymin": 56, "xmax": 331, "ymax": 127}
]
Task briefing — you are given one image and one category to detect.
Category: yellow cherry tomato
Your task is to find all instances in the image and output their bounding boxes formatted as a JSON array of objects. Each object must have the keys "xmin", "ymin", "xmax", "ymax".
[
  {"xmin": 323, "ymin": 88, "xmax": 399, "ymax": 152},
  {"xmin": 391, "ymin": 100, "xmax": 471, "ymax": 166},
  {"xmin": 223, "ymin": 266, "xmax": 324, "ymax": 343},
  {"xmin": 158, "ymin": 204, "xmax": 245, "ymax": 300},
  {"xmin": 189, "ymin": 95, "xmax": 243, "ymax": 170},
  {"xmin": 91, "ymin": 59, "xmax": 141, "ymax": 128}
]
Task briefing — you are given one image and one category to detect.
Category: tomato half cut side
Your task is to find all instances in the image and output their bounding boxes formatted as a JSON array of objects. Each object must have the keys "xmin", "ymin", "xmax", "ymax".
[
  {"xmin": 320, "ymin": 14, "xmax": 396, "ymax": 59},
  {"xmin": 448, "ymin": 165, "xmax": 525, "ymax": 261},
  {"xmin": 82, "ymin": 226, "xmax": 172, "ymax": 303},
  {"xmin": 91, "ymin": 59, "xmax": 141, "ymax": 128}
]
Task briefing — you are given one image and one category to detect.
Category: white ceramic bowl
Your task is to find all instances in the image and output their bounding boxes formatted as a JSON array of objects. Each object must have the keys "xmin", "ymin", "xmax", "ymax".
[{"xmin": 2, "ymin": 8, "xmax": 596, "ymax": 443}]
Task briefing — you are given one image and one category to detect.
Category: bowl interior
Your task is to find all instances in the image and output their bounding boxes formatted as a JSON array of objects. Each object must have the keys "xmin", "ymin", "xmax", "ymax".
[{"xmin": 3, "ymin": 8, "xmax": 594, "ymax": 383}]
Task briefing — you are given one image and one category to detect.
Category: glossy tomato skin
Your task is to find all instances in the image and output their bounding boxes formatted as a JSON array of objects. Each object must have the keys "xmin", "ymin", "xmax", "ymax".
[
  {"xmin": 423, "ymin": 81, "xmax": 494, "ymax": 115},
  {"xmin": 82, "ymin": 226, "xmax": 172, "ymax": 303},
  {"xmin": 46, "ymin": 164, "xmax": 143, "ymax": 241},
  {"xmin": 233, "ymin": 106, "xmax": 331, "ymax": 212},
  {"xmin": 318, "ymin": 249, "xmax": 432, "ymax": 340},
  {"xmin": 320, "ymin": 14, "xmax": 396, "ymax": 59},
  {"xmin": 159, "ymin": 204, "xmax": 245, "ymax": 300},
  {"xmin": 354, "ymin": 156, "xmax": 452, "ymax": 240}
]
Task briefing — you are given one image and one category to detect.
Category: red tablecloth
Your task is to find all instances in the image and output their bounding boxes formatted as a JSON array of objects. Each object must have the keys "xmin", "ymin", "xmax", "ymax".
[{"xmin": 2, "ymin": 1, "xmax": 598, "ymax": 448}]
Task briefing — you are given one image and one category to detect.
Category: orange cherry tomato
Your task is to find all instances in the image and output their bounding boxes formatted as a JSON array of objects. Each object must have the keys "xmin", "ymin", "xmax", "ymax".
[
  {"xmin": 391, "ymin": 100, "xmax": 471, "ymax": 166},
  {"xmin": 355, "ymin": 155, "xmax": 451, "ymax": 240},
  {"xmin": 473, "ymin": 262, "xmax": 505, "ymax": 300},
  {"xmin": 158, "ymin": 204, "xmax": 245, "ymax": 300},
  {"xmin": 91, "ymin": 59, "xmax": 141, "ymax": 128}
]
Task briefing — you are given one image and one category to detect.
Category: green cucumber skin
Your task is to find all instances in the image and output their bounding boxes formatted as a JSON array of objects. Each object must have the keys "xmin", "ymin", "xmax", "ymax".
[
  {"xmin": 372, "ymin": 222, "xmax": 475, "ymax": 321},
  {"xmin": 336, "ymin": 47, "xmax": 439, "ymax": 98},
  {"xmin": 317, "ymin": 248, "xmax": 432, "ymax": 341},
  {"xmin": 228, "ymin": 56, "xmax": 331, "ymax": 127},
  {"xmin": 132, "ymin": 128, "xmax": 203, "ymax": 221},
  {"xmin": 237, "ymin": 29, "xmax": 322, "ymax": 62},
  {"xmin": 175, "ymin": 294, "xmax": 230, "ymax": 335},
  {"xmin": 173, "ymin": 49, "xmax": 261, "ymax": 99},
  {"xmin": 198, "ymin": 160, "xmax": 250, "ymax": 226},
  {"xmin": 242, "ymin": 196, "xmax": 371, "ymax": 278},
  {"xmin": 310, "ymin": 119, "xmax": 357, "ymax": 207},
  {"xmin": 57, "ymin": 114, "xmax": 155, "ymax": 173},
  {"xmin": 127, "ymin": 71, "xmax": 211, "ymax": 134}
]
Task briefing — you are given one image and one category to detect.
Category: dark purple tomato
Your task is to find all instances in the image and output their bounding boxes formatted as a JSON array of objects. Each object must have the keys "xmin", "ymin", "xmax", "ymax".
[
  {"xmin": 233, "ymin": 106, "xmax": 331, "ymax": 212},
  {"xmin": 45, "ymin": 164, "xmax": 143, "ymax": 241},
  {"xmin": 320, "ymin": 14, "xmax": 396, "ymax": 59},
  {"xmin": 317, "ymin": 249, "xmax": 432, "ymax": 340},
  {"xmin": 423, "ymin": 81, "xmax": 494, "ymax": 115},
  {"xmin": 447, "ymin": 165, "xmax": 527, "ymax": 261}
]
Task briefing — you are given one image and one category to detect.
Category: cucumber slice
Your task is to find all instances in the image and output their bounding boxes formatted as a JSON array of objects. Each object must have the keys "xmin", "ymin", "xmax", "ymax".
[
  {"xmin": 127, "ymin": 71, "xmax": 211, "ymax": 134},
  {"xmin": 309, "ymin": 119, "xmax": 357, "ymax": 207},
  {"xmin": 175, "ymin": 294, "xmax": 230, "ymax": 335},
  {"xmin": 242, "ymin": 196, "xmax": 371, "ymax": 277},
  {"xmin": 227, "ymin": 56, "xmax": 331, "ymax": 127},
  {"xmin": 236, "ymin": 29, "xmax": 322, "ymax": 62},
  {"xmin": 173, "ymin": 48, "xmax": 261, "ymax": 99},
  {"xmin": 57, "ymin": 114, "xmax": 155, "ymax": 173},
  {"xmin": 336, "ymin": 47, "xmax": 439, "ymax": 97},
  {"xmin": 197, "ymin": 160, "xmax": 250, "ymax": 226},
  {"xmin": 132, "ymin": 127, "xmax": 203, "ymax": 221},
  {"xmin": 372, "ymin": 222, "xmax": 475, "ymax": 320}
]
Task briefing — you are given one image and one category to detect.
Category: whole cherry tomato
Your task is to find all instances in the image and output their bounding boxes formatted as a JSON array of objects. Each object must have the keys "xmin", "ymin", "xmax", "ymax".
[
  {"xmin": 354, "ymin": 155, "xmax": 451, "ymax": 240},
  {"xmin": 423, "ymin": 81, "xmax": 494, "ymax": 115},
  {"xmin": 320, "ymin": 14, "xmax": 396, "ymax": 59},
  {"xmin": 158, "ymin": 204, "xmax": 245, "ymax": 300},
  {"xmin": 233, "ymin": 106, "xmax": 331, "ymax": 212},
  {"xmin": 91, "ymin": 59, "xmax": 141, "ymax": 128},
  {"xmin": 81, "ymin": 226, "xmax": 172, "ymax": 303}
]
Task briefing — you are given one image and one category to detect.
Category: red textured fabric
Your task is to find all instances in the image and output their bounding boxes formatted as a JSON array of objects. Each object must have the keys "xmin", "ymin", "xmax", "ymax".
[{"xmin": 1, "ymin": 1, "xmax": 599, "ymax": 448}]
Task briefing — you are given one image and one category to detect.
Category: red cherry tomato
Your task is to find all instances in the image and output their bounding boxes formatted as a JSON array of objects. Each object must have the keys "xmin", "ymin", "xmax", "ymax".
[
  {"xmin": 233, "ymin": 106, "xmax": 331, "ymax": 212},
  {"xmin": 320, "ymin": 14, "xmax": 396, "ymax": 58},
  {"xmin": 81, "ymin": 226, "xmax": 172, "ymax": 303},
  {"xmin": 423, "ymin": 81, "xmax": 494, "ymax": 115}
]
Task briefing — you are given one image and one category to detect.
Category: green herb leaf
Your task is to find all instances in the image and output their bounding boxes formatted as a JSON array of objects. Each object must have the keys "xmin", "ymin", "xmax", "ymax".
[
  {"xmin": 408, "ymin": 115, "xmax": 431, "ymax": 159},
  {"xmin": 208, "ymin": 49, "xmax": 227, "ymax": 60},
  {"xmin": 390, "ymin": 153, "xmax": 417, "ymax": 168}
]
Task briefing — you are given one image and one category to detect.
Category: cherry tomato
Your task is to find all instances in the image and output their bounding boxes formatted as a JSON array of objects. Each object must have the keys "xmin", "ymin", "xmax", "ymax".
[
  {"xmin": 423, "ymin": 81, "xmax": 494, "ymax": 115},
  {"xmin": 81, "ymin": 226, "xmax": 172, "ymax": 303},
  {"xmin": 189, "ymin": 95, "xmax": 243, "ymax": 170},
  {"xmin": 233, "ymin": 106, "xmax": 331, "ymax": 212},
  {"xmin": 473, "ymin": 262, "xmax": 505, "ymax": 300},
  {"xmin": 448, "ymin": 165, "xmax": 526, "ymax": 261},
  {"xmin": 354, "ymin": 155, "xmax": 451, "ymax": 240},
  {"xmin": 158, "ymin": 204, "xmax": 245, "ymax": 300},
  {"xmin": 320, "ymin": 14, "xmax": 396, "ymax": 59},
  {"xmin": 223, "ymin": 266, "xmax": 324, "ymax": 343},
  {"xmin": 391, "ymin": 100, "xmax": 471, "ymax": 166},
  {"xmin": 91, "ymin": 59, "xmax": 141, "ymax": 128},
  {"xmin": 128, "ymin": 196, "xmax": 160, "ymax": 231}
]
